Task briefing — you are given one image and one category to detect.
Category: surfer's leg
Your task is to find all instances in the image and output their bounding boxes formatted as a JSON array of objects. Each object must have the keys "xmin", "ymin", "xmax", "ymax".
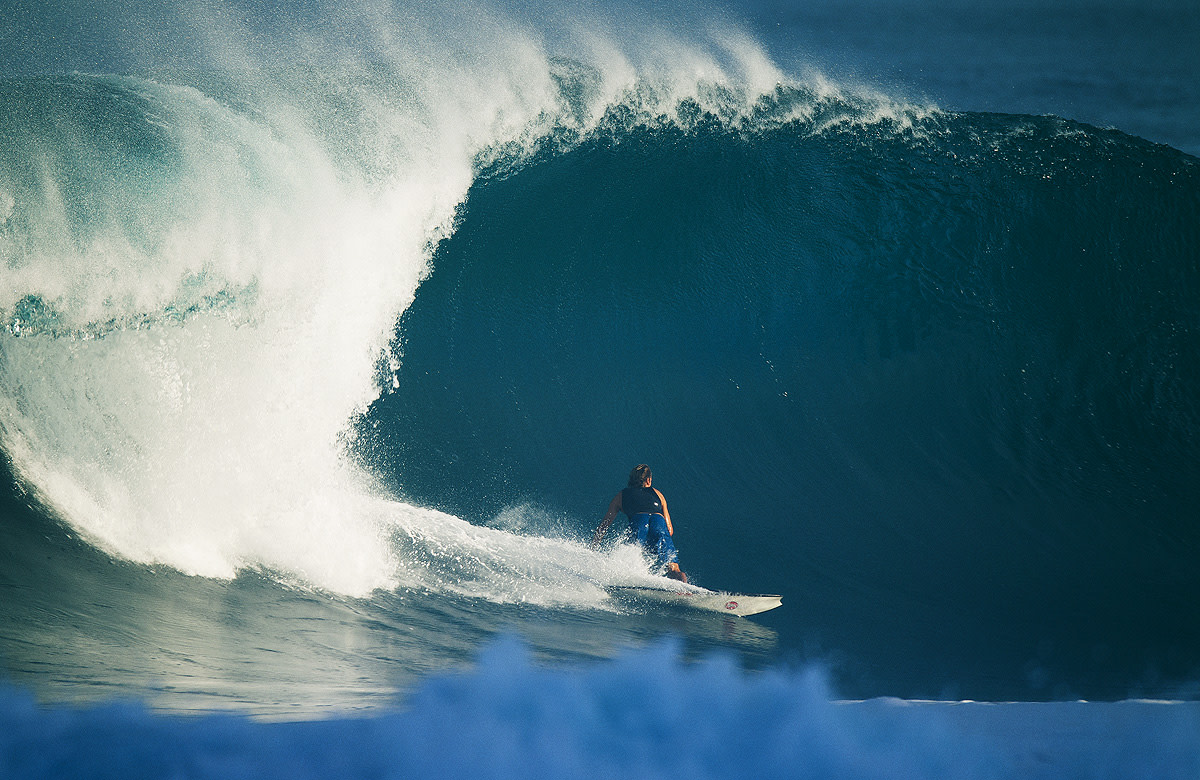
[
  {"xmin": 645, "ymin": 514, "xmax": 685, "ymax": 581},
  {"xmin": 646, "ymin": 515, "xmax": 676, "ymax": 562}
]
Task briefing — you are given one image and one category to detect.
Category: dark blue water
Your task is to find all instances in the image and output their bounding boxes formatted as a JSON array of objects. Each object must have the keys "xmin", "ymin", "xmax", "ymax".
[
  {"xmin": 361, "ymin": 109, "xmax": 1200, "ymax": 699},
  {"xmin": 1, "ymin": 0, "xmax": 1199, "ymax": 775}
]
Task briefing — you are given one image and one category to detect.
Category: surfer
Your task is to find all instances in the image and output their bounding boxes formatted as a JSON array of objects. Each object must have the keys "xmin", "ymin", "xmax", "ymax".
[{"xmin": 592, "ymin": 464, "xmax": 688, "ymax": 582}]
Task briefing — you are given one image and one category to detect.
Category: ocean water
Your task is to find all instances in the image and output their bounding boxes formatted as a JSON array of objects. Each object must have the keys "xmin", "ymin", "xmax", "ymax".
[{"xmin": 2, "ymin": 0, "xmax": 1199, "ymax": 776}]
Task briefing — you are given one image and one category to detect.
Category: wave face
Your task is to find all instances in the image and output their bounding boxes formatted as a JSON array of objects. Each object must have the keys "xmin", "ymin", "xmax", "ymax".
[
  {"xmin": 368, "ymin": 110, "xmax": 1200, "ymax": 697},
  {"xmin": 1, "ymin": 0, "xmax": 1199, "ymax": 714}
]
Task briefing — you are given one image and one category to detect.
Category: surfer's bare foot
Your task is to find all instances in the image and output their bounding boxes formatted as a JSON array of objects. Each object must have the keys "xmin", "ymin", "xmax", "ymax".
[{"xmin": 666, "ymin": 567, "xmax": 688, "ymax": 583}]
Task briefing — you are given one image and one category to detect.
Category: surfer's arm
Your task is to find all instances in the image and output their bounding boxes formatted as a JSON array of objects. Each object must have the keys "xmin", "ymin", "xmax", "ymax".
[
  {"xmin": 592, "ymin": 494, "xmax": 622, "ymax": 547},
  {"xmin": 653, "ymin": 488, "xmax": 673, "ymax": 535}
]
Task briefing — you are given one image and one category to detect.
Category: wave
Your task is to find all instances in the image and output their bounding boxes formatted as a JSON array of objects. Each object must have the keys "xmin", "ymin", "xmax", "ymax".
[
  {"xmin": 2, "ymin": 0, "xmax": 1198, "ymax": 704},
  {"xmin": 0, "ymin": 5, "xmax": 917, "ymax": 598},
  {"xmin": 3, "ymin": 639, "xmax": 1199, "ymax": 780}
]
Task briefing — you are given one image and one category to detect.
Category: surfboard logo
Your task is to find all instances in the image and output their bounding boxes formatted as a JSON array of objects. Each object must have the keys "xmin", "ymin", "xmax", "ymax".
[{"xmin": 725, "ymin": 600, "xmax": 738, "ymax": 610}]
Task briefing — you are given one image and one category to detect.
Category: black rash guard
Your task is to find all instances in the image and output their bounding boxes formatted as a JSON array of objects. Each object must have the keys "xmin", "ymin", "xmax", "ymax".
[{"xmin": 621, "ymin": 486, "xmax": 663, "ymax": 517}]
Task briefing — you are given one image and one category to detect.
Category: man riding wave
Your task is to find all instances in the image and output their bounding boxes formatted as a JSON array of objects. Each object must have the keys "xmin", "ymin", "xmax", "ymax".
[{"xmin": 592, "ymin": 464, "xmax": 688, "ymax": 582}]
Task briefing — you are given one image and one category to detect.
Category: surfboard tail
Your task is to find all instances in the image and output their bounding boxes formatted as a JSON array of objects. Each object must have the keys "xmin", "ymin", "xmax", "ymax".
[{"xmin": 607, "ymin": 586, "xmax": 783, "ymax": 617}]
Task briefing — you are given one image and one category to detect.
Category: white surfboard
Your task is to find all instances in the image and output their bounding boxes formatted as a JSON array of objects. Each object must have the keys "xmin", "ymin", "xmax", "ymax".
[{"xmin": 607, "ymin": 585, "xmax": 782, "ymax": 617}]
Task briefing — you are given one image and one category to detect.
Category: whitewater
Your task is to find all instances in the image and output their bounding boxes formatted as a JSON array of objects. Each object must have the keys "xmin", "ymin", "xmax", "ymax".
[{"xmin": 3, "ymin": 0, "xmax": 1199, "ymax": 776}]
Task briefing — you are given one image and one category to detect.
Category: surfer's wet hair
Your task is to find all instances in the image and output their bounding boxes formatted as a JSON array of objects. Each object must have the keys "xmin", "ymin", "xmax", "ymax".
[{"xmin": 628, "ymin": 464, "xmax": 652, "ymax": 487}]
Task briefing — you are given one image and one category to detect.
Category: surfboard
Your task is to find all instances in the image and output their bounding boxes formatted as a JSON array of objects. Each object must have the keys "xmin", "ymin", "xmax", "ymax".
[{"xmin": 607, "ymin": 585, "xmax": 782, "ymax": 617}]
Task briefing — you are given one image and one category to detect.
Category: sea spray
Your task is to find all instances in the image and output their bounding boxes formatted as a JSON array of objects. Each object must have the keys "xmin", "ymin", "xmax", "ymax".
[
  {"xmin": 2, "ymin": 639, "xmax": 1198, "ymax": 780},
  {"xmin": 0, "ymin": 72, "xmax": 450, "ymax": 591}
]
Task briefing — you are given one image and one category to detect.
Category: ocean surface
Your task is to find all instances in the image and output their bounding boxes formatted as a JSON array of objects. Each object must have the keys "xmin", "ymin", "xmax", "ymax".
[{"xmin": 2, "ymin": 0, "xmax": 1199, "ymax": 776}]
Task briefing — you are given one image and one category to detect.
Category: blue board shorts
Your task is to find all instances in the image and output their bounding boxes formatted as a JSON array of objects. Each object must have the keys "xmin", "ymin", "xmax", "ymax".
[{"xmin": 625, "ymin": 513, "xmax": 679, "ymax": 568}]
